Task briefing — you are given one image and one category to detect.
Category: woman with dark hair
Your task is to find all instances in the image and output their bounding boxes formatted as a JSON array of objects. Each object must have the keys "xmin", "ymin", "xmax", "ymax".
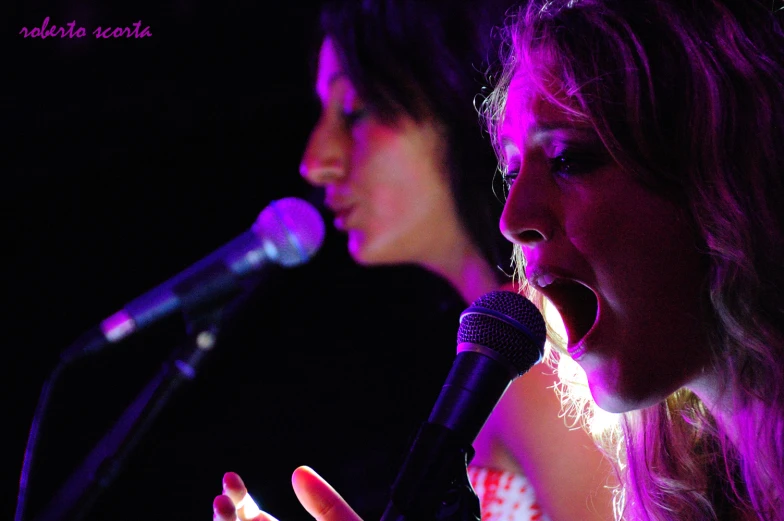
[{"xmin": 212, "ymin": 0, "xmax": 613, "ymax": 520}]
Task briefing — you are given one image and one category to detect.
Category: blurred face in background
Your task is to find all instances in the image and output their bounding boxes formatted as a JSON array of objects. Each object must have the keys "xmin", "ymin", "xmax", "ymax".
[{"xmin": 300, "ymin": 38, "xmax": 467, "ymax": 267}]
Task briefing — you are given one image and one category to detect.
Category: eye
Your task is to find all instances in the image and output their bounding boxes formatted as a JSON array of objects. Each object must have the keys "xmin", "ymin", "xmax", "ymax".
[
  {"xmin": 500, "ymin": 144, "xmax": 521, "ymax": 190},
  {"xmin": 547, "ymin": 148, "xmax": 609, "ymax": 177},
  {"xmin": 342, "ymin": 108, "xmax": 369, "ymax": 128},
  {"xmin": 501, "ymin": 160, "xmax": 521, "ymax": 190}
]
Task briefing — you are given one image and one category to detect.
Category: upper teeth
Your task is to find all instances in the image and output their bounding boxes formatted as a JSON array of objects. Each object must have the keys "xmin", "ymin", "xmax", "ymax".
[{"xmin": 535, "ymin": 273, "xmax": 556, "ymax": 288}]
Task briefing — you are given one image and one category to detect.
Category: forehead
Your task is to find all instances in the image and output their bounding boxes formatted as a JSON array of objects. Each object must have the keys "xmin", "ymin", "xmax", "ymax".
[
  {"xmin": 500, "ymin": 71, "xmax": 532, "ymax": 138},
  {"xmin": 315, "ymin": 38, "xmax": 348, "ymax": 100},
  {"xmin": 500, "ymin": 68, "xmax": 590, "ymax": 140}
]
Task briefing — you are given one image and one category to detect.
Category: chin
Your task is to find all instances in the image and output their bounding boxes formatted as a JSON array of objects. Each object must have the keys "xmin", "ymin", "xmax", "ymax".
[
  {"xmin": 347, "ymin": 235, "xmax": 376, "ymax": 264},
  {"xmin": 586, "ymin": 367, "xmax": 675, "ymax": 414},
  {"xmin": 591, "ymin": 390, "xmax": 652, "ymax": 414},
  {"xmin": 348, "ymin": 248, "xmax": 373, "ymax": 266},
  {"xmin": 347, "ymin": 233, "xmax": 372, "ymax": 264}
]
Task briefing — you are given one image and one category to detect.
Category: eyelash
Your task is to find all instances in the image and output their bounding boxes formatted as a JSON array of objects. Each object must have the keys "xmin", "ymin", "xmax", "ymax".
[
  {"xmin": 501, "ymin": 163, "xmax": 521, "ymax": 190},
  {"xmin": 502, "ymin": 149, "xmax": 606, "ymax": 189}
]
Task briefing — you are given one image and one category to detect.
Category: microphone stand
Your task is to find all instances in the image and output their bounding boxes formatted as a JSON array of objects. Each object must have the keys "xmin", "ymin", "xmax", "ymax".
[{"xmin": 32, "ymin": 302, "xmax": 235, "ymax": 521}]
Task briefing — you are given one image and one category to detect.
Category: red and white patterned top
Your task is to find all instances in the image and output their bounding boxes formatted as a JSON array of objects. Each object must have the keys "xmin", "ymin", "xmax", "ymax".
[{"xmin": 467, "ymin": 466, "xmax": 551, "ymax": 521}]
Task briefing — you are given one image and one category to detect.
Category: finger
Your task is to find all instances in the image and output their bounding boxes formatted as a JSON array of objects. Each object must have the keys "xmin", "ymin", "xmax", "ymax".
[
  {"xmin": 223, "ymin": 472, "xmax": 248, "ymax": 505},
  {"xmin": 235, "ymin": 490, "xmax": 264, "ymax": 521},
  {"xmin": 222, "ymin": 472, "xmax": 270, "ymax": 521},
  {"xmin": 252, "ymin": 511, "xmax": 281, "ymax": 521},
  {"xmin": 214, "ymin": 492, "xmax": 279, "ymax": 521},
  {"xmin": 214, "ymin": 494, "xmax": 238, "ymax": 521},
  {"xmin": 291, "ymin": 466, "xmax": 363, "ymax": 521}
]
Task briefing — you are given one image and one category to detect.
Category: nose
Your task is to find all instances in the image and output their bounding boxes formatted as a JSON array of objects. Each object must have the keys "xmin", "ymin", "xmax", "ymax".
[
  {"xmin": 499, "ymin": 163, "xmax": 557, "ymax": 249},
  {"xmin": 299, "ymin": 116, "xmax": 348, "ymax": 186}
]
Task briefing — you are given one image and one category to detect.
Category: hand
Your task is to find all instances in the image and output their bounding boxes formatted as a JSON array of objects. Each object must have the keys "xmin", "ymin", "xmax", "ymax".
[
  {"xmin": 213, "ymin": 467, "xmax": 363, "ymax": 521},
  {"xmin": 213, "ymin": 471, "xmax": 272, "ymax": 521}
]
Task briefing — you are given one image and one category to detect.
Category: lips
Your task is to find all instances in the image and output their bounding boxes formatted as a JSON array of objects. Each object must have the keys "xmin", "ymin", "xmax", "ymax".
[
  {"xmin": 324, "ymin": 197, "xmax": 356, "ymax": 231},
  {"xmin": 330, "ymin": 205, "xmax": 353, "ymax": 229},
  {"xmin": 531, "ymin": 273, "xmax": 599, "ymax": 357}
]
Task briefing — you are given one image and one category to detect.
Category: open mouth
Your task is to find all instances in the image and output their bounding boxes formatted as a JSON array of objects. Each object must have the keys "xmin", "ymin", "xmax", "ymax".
[{"xmin": 541, "ymin": 280, "xmax": 599, "ymax": 354}]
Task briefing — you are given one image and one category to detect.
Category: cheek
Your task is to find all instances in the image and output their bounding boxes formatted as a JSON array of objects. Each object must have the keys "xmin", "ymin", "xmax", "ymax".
[
  {"xmin": 357, "ymin": 133, "xmax": 444, "ymax": 218},
  {"xmin": 567, "ymin": 185, "xmax": 696, "ymax": 288},
  {"xmin": 562, "ymin": 195, "xmax": 621, "ymax": 262},
  {"xmin": 585, "ymin": 204, "xmax": 708, "ymax": 403}
]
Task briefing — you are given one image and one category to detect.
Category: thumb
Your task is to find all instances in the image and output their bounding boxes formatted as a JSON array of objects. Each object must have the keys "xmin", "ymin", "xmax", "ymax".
[{"xmin": 291, "ymin": 466, "xmax": 363, "ymax": 521}]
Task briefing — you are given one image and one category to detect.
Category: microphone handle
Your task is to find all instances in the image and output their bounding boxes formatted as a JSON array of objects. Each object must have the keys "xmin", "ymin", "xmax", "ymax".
[
  {"xmin": 380, "ymin": 422, "xmax": 480, "ymax": 521},
  {"xmin": 113, "ymin": 229, "xmax": 266, "ymax": 336},
  {"xmin": 428, "ymin": 350, "xmax": 515, "ymax": 435},
  {"xmin": 382, "ymin": 351, "xmax": 515, "ymax": 521}
]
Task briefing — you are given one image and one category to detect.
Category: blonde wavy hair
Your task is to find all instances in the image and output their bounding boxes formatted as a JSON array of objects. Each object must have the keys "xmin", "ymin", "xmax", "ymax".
[{"xmin": 481, "ymin": 1, "xmax": 784, "ymax": 519}]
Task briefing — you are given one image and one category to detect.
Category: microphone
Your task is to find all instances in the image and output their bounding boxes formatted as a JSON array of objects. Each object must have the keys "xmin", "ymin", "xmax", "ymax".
[
  {"xmin": 64, "ymin": 196, "xmax": 325, "ymax": 360},
  {"xmin": 382, "ymin": 289, "xmax": 546, "ymax": 521}
]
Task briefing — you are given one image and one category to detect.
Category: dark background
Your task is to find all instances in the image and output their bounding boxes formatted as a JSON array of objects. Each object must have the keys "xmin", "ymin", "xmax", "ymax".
[{"xmin": 5, "ymin": 2, "xmax": 468, "ymax": 520}]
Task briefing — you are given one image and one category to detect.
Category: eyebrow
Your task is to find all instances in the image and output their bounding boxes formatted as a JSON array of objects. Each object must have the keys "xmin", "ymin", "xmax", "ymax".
[{"xmin": 501, "ymin": 124, "xmax": 596, "ymax": 147}]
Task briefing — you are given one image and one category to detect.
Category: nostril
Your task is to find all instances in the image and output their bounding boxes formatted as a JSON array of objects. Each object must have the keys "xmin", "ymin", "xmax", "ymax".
[
  {"xmin": 301, "ymin": 163, "xmax": 344, "ymax": 185},
  {"xmin": 500, "ymin": 202, "xmax": 552, "ymax": 247},
  {"xmin": 513, "ymin": 229, "xmax": 546, "ymax": 246}
]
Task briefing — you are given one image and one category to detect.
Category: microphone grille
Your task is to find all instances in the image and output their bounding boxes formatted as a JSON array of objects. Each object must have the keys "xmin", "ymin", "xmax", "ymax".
[
  {"xmin": 252, "ymin": 197, "xmax": 326, "ymax": 266},
  {"xmin": 457, "ymin": 290, "xmax": 546, "ymax": 375}
]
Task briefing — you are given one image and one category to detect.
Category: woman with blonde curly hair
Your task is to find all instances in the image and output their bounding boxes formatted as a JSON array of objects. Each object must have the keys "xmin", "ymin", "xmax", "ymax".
[{"xmin": 484, "ymin": 0, "xmax": 784, "ymax": 519}]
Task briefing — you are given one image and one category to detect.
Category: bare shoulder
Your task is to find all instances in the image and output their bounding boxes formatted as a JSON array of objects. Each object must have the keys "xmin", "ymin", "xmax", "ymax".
[
  {"xmin": 488, "ymin": 362, "xmax": 616, "ymax": 520},
  {"xmin": 496, "ymin": 362, "xmax": 563, "ymax": 423}
]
